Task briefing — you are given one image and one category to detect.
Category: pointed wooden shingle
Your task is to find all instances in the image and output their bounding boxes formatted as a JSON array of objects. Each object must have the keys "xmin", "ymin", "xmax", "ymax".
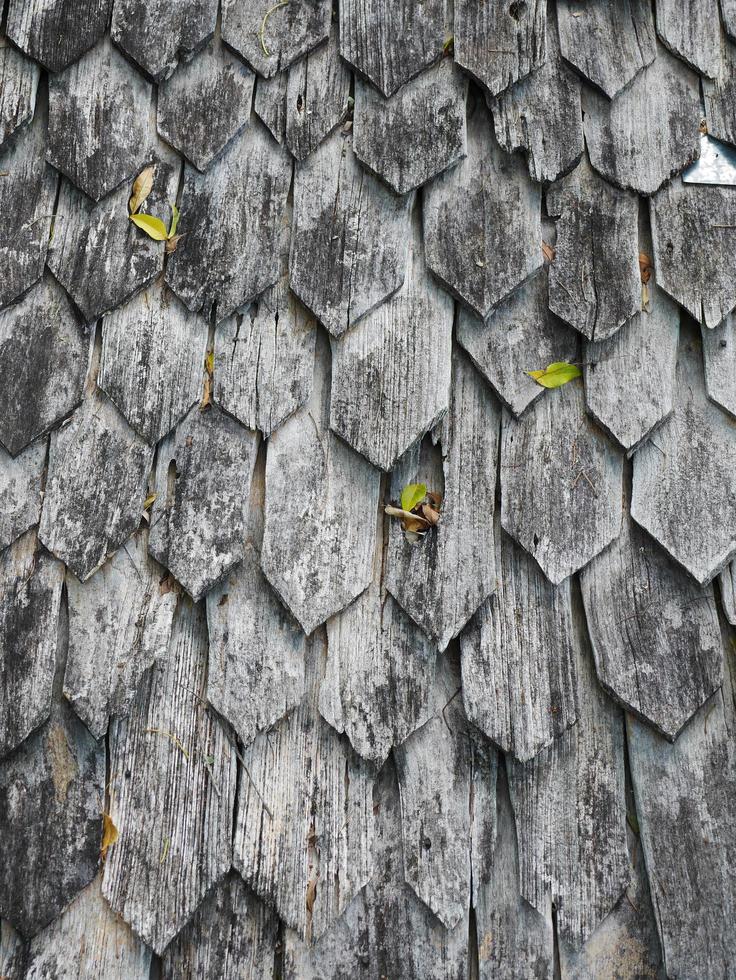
[
  {"xmin": 0, "ymin": 43, "xmax": 39, "ymax": 148},
  {"xmin": 233, "ymin": 632, "xmax": 374, "ymax": 944},
  {"xmin": 47, "ymin": 151, "xmax": 180, "ymax": 324},
  {"xmin": 557, "ymin": 0, "xmax": 656, "ymax": 98},
  {"xmin": 149, "ymin": 405, "xmax": 259, "ymax": 602},
  {"xmin": 261, "ymin": 339, "xmax": 380, "ymax": 635},
  {"xmin": 0, "ymin": 704, "xmax": 105, "ymax": 939},
  {"xmin": 394, "ymin": 659, "xmax": 495, "ymax": 929},
  {"xmin": 166, "ymin": 121, "xmax": 292, "ymax": 320},
  {"xmin": 584, "ymin": 46, "xmax": 702, "ymax": 196},
  {"xmin": 454, "ymin": 0, "xmax": 545, "ymax": 97},
  {"xmin": 0, "ymin": 439, "xmax": 45, "ymax": 552},
  {"xmin": 339, "ymin": 0, "xmax": 446, "ymax": 97},
  {"xmin": 65, "ymin": 530, "xmax": 177, "ymax": 739},
  {"xmin": 627, "ymin": 668, "xmax": 736, "ymax": 979},
  {"xmin": 655, "ymin": 0, "xmax": 721, "ymax": 77},
  {"xmin": 47, "ymin": 37, "xmax": 154, "ymax": 202},
  {"xmin": 214, "ymin": 273, "xmax": 316, "ymax": 437},
  {"xmin": 0, "ymin": 275, "xmax": 88, "ymax": 457},
  {"xmin": 111, "ymin": 0, "xmax": 217, "ymax": 81},
  {"xmin": 6, "ymin": 0, "xmax": 113, "ymax": 72},
  {"xmin": 632, "ymin": 331, "xmax": 736, "ymax": 585},
  {"xmin": 461, "ymin": 523, "xmax": 578, "ymax": 762},
  {"xmin": 457, "ymin": 269, "xmax": 578, "ymax": 418},
  {"xmin": 329, "ymin": 210, "xmax": 453, "ymax": 471},
  {"xmin": 24, "ymin": 876, "xmax": 152, "ymax": 980},
  {"xmin": 254, "ymin": 72, "xmax": 287, "ymax": 143},
  {"xmin": 704, "ymin": 37, "xmax": 736, "ymax": 151},
  {"xmin": 548, "ymin": 158, "xmax": 640, "ymax": 341},
  {"xmin": 161, "ymin": 873, "xmax": 278, "ymax": 980},
  {"xmin": 501, "ymin": 377, "xmax": 623, "ymax": 584},
  {"xmin": 491, "ymin": 23, "xmax": 583, "ymax": 184},
  {"xmin": 651, "ymin": 180, "xmax": 736, "ymax": 328},
  {"xmin": 290, "ymin": 132, "xmax": 411, "ymax": 337},
  {"xmin": 582, "ymin": 505, "xmax": 722, "ymax": 740},
  {"xmin": 285, "ymin": 24, "xmax": 350, "ymax": 161},
  {"xmin": 702, "ymin": 313, "xmax": 736, "ymax": 417},
  {"xmin": 385, "ymin": 352, "xmax": 500, "ymax": 650},
  {"xmin": 508, "ymin": 619, "xmax": 630, "ymax": 950},
  {"xmin": 39, "ymin": 391, "xmax": 154, "ymax": 583},
  {"xmin": 424, "ymin": 99, "xmax": 541, "ymax": 319},
  {"xmin": 353, "ymin": 60, "xmax": 466, "ymax": 195},
  {"xmin": 222, "ymin": 0, "xmax": 331, "ymax": 78},
  {"xmin": 157, "ymin": 35, "xmax": 255, "ymax": 171},
  {"xmin": 0, "ymin": 103, "xmax": 56, "ymax": 310},
  {"xmin": 103, "ymin": 600, "xmax": 237, "ymax": 955},
  {"xmin": 98, "ymin": 282, "xmax": 209, "ymax": 445},
  {"xmin": 0, "ymin": 532, "xmax": 64, "ymax": 759},
  {"xmin": 584, "ymin": 283, "xmax": 680, "ymax": 453}
]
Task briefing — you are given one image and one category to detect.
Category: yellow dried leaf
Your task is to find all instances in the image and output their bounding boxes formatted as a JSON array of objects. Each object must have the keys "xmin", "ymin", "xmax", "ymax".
[
  {"xmin": 101, "ymin": 812, "xmax": 119, "ymax": 860},
  {"xmin": 400, "ymin": 483, "xmax": 427, "ymax": 513},
  {"xmin": 165, "ymin": 233, "xmax": 184, "ymax": 254},
  {"xmin": 526, "ymin": 362, "xmax": 582, "ymax": 389},
  {"xmin": 168, "ymin": 202, "xmax": 180, "ymax": 239},
  {"xmin": 638, "ymin": 252, "xmax": 653, "ymax": 284},
  {"xmin": 129, "ymin": 165, "xmax": 155, "ymax": 215},
  {"xmin": 130, "ymin": 212, "xmax": 168, "ymax": 241},
  {"xmin": 205, "ymin": 350, "xmax": 215, "ymax": 374},
  {"xmin": 542, "ymin": 240, "xmax": 556, "ymax": 263},
  {"xmin": 143, "ymin": 493, "xmax": 157, "ymax": 510}
]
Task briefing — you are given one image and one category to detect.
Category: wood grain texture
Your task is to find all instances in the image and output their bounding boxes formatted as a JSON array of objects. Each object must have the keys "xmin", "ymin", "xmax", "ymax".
[
  {"xmin": 584, "ymin": 45, "xmax": 702, "ymax": 196},
  {"xmin": 0, "ymin": 102, "xmax": 56, "ymax": 310},
  {"xmin": 584, "ymin": 282, "xmax": 680, "ymax": 453},
  {"xmin": 581, "ymin": 504, "xmax": 722, "ymax": 740},
  {"xmin": 454, "ymin": 0, "xmax": 546, "ymax": 97},
  {"xmin": 501, "ymin": 376, "xmax": 623, "ymax": 584},
  {"xmin": 720, "ymin": 562, "xmax": 736, "ymax": 625},
  {"xmin": 655, "ymin": 0, "xmax": 721, "ymax": 77},
  {"xmin": 424, "ymin": 98, "xmax": 541, "ymax": 319},
  {"xmin": 631, "ymin": 330, "xmax": 736, "ymax": 585},
  {"xmin": 0, "ymin": 531, "xmax": 64, "ymax": 759},
  {"xmin": 39, "ymin": 391, "xmax": 153, "ymax": 582},
  {"xmin": 6, "ymin": 0, "xmax": 113, "ymax": 72},
  {"xmin": 214, "ymin": 270, "xmax": 316, "ymax": 437},
  {"xmin": 557, "ymin": 0, "xmax": 656, "ymax": 98},
  {"xmin": 157, "ymin": 35, "xmax": 255, "ymax": 171},
  {"xmin": 339, "ymin": 0, "xmax": 447, "ymax": 97},
  {"xmin": 161, "ymin": 873, "xmax": 278, "ymax": 980},
  {"xmin": 233, "ymin": 631, "xmax": 374, "ymax": 943},
  {"xmin": 283, "ymin": 758, "xmax": 469, "ymax": 980},
  {"xmin": 166, "ymin": 120, "xmax": 292, "ymax": 320},
  {"xmin": 65, "ymin": 530, "xmax": 177, "ymax": 739},
  {"xmin": 24, "ymin": 875, "xmax": 152, "ymax": 980},
  {"xmin": 651, "ymin": 180, "xmax": 736, "ymax": 328},
  {"xmin": 261, "ymin": 338, "xmax": 380, "ymax": 635},
  {"xmin": 222, "ymin": 0, "xmax": 331, "ymax": 78},
  {"xmin": 0, "ymin": 439, "xmax": 45, "ymax": 552},
  {"xmin": 0, "ymin": 43, "xmax": 39, "ymax": 148},
  {"xmin": 290, "ymin": 131, "xmax": 411, "ymax": 337},
  {"xmin": 394, "ymin": 657, "xmax": 495, "ymax": 929},
  {"xmin": 98, "ymin": 281, "xmax": 209, "ymax": 444},
  {"xmin": 385, "ymin": 351, "xmax": 500, "ymax": 650},
  {"xmin": 254, "ymin": 72, "xmax": 287, "ymax": 143},
  {"xmin": 548, "ymin": 158, "xmax": 640, "ymax": 341},
  {"xmin": 47, "ymin": 37, "xmax": 153, "ymax": 201},
  {"xmin": 461, "ymin": 521, "xmax": 578, "ymax": 762},
  {"xmin": 473, "ymin": 762, "xmax": 554, "ymax": 980},
  {"xmin": 507, "ymin": 608, "xmax": 630, "ymax": 950},
  {"xmin": 47, "ymin": 148, "xmax": 180, "ymax": 324},
  {"xmin": 0, "ymin": 703, "xmax": 105, "ymax": 939},
  {"xmin": 111, "ymin": 0, "xmax": 217, "ymax": 81},
  {"xmin": 627, "ymin": 653, "xmax": 736, "ymax": 979},
  {"xmin": 0, "ymin": 921, "xmax": 24, "ymax": 980},
  {"xmin": 329, "ymin": 209, "xmax": 453, "ymax": 471},
  {"xmin": 702, "ymin": 312, "xmax": 736, "ymax": 417},
  {"xmin": 285, "ymin": 24, "xmax": 350, "ymax": 161},
  {"xmin": 457, "ymin": 269, "xmax": 578, "ymax": 418},
  {"xmin": 103, "ymin": 599, "xmax": 237, "ymax": 955},
  {"xmin": 491, "ymin": 22, "xmax": 582, "ymax": 184},
  {"xmin": 149, "ymin": 404, "xmax": 259, "ymax": 602},
  {"xmin": 704, "ymin": 36, "xmax": 736, "ymax": 149},
  {"xmin": 353, "ymin": 59, "xmax": 466, "ymax": 195},
  {"xmin": 0, "ymin": 275, "xmax": 87, "ymax": 457}
]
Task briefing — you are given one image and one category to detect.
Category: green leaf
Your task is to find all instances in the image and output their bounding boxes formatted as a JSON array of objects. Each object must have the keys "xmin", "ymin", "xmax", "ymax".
[
  {"xmin": 130, "ymin": 212, "xmax": 168, "ymax": 241},
  {"xmin": 168, "ymin": 202, "xmax": 180, "ymax": 239},
  {"xmin": 400, "ymin": 482, "xmax": 427, "ymax": 513},
  {"xmin": 526, "ymin": 361, "xmax": 582, "ymax": 389}
]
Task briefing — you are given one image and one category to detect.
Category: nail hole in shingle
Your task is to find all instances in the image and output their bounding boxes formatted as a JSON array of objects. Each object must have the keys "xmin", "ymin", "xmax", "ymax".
[{"xmin": 509, "ymin": 1, "xmax": 527, "ymax": 20}]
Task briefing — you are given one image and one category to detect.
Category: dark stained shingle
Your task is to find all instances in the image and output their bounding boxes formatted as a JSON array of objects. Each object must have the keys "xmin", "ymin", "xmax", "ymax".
[
  {"xmin": 111, "ymin": 0, "xmax": 217, "ymax": 82},
  {"xmin": 222, "ymin": 0, "xmax": 331, "ymax": 79},
  {"xmin": 0, "ymin": 43, "xmax": 40, "ymax": 148},
  {"xmin": 0, "ymin": 440, "xmax": 45, "ymax": 553},
  {"xmin": 6, "ymin": 0, "xmax": 113, "ymax": 73}
]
